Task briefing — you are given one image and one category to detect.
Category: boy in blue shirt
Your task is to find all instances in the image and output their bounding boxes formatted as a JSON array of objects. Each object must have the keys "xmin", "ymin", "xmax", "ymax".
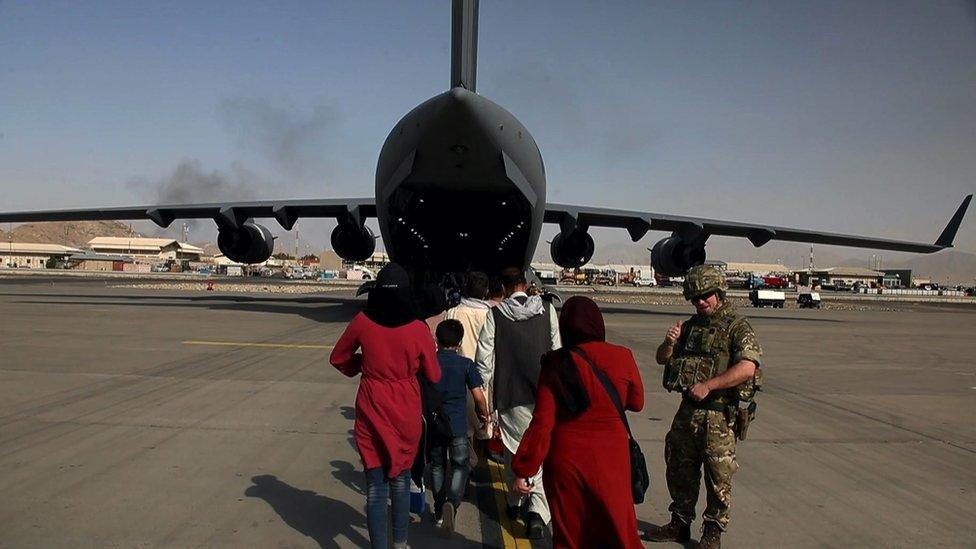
[{"xmin": 431, "ymin": 319, "xmax": 489, "ymax": 537}]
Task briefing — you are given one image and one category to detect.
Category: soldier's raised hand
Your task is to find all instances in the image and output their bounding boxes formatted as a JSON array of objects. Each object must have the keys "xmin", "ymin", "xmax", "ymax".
[{"xmin": 665, "ymin": 320, "xmax": 683, "ymax": 345}]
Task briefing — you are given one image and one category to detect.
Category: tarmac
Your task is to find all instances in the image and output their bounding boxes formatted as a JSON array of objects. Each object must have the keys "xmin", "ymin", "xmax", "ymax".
[{"xmin": 0, "ymin": 276, "xmax": 974, "ymax": 548}]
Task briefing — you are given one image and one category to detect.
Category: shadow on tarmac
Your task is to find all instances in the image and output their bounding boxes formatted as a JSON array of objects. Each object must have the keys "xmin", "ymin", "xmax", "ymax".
[
  {"xmin": 245, "ymin": 474, "xmax": 370, "ymax": 549},
  {"xmin": 6, "ymin": 293, "xmax": 363, "ymax": 324},
  {"xmin": 6, "ymin": 292, "xmax": 842, "ymax": 325},
  {"xmin": 330, "ymin": 460, "xmax": 366, "ymax": 496}
]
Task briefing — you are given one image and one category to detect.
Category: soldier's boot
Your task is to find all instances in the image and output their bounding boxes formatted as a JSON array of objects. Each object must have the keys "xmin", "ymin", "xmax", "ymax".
[
  {"xmin": 643, "ymin": 516, "xmax": 691, "ymax": 543},
  {"xmin": 695, "ymin": 521, "xmax": 722, "ymax": 549}
]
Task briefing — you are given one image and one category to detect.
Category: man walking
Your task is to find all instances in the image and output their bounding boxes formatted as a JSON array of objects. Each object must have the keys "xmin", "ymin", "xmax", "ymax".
[
  {"xmin": 445, "ymin": 272, "xmax": 493, "ymax": 446},
  {"xmin": 476, "ymin": 267, "xmax": 560, "ymax": 539},
  {"xmin": 644, "ymin": 265, "xmax": 763, "ymax": 549}
]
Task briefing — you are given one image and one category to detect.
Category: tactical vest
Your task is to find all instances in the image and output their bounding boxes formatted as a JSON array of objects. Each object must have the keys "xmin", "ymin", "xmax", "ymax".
[{"xmin": 663, "ymin": 309, "xmax": 763, "ymax": 402}]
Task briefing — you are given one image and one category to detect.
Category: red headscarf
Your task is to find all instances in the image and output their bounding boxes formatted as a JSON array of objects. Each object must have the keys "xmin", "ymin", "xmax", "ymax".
[
  {"xmin": 551, "ymin": 296, "xmax": 606, "ymax": 415},
  {"xmin": 559, "ymin": 296, "xmax": 606, "ymax": 348}
]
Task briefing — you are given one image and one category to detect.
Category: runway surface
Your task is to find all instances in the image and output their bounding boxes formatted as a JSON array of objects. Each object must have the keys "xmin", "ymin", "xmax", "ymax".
[{"xmin": 0, "ymin": 277, "xmax": 974, "ymax": 548}]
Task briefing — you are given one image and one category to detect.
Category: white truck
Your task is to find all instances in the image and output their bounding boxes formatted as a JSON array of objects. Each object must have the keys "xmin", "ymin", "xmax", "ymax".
[
  {"xmin": 344, "ymin": 265, "xmax": 376, "ymax": 280},
  {"xmin": 749, "ymin": 289, "xmax": 786, "ymax": 308}
]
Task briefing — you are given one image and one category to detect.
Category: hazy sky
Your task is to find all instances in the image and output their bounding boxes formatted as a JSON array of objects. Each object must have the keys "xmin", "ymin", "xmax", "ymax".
[{"xmin": 2, "ymin": 1, "xmax": 974, "ymax": 262}]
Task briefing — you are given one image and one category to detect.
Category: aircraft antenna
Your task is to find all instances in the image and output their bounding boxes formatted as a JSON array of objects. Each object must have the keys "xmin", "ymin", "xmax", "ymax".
[{"xmin": 451, "ymin": 0, "xmax": 479, "ymax": 92}]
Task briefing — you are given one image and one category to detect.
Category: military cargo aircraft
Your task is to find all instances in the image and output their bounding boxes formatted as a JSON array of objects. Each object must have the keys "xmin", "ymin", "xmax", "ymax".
[{"xmin": 0, "ymin": 0, "xmax": 970, "ymax": 280}]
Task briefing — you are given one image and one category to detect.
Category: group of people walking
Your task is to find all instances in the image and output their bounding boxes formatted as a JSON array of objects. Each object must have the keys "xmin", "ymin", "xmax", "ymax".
[{"xmin": 330, "ymin": 263, "xmax": 762, "ymax": 549}]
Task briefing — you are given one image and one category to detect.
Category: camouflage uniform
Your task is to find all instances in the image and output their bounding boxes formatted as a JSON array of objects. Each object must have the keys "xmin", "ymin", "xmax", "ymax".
[{"xmin": 663, "ymin": 266, "xmax": 763, "ymax": 531}]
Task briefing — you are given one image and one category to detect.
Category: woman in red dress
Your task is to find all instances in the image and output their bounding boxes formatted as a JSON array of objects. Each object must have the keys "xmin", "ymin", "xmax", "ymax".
[
  {"xmin": 330, "ymin": 264, "xmax": 441, "ymax": 549},
  {"xmin": 512, "ymin": 296, "xmax": 644, "ymax": 549}
]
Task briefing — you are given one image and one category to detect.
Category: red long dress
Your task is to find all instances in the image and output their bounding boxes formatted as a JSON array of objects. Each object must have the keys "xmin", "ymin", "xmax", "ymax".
[
  {"xmin": 330, "ymin": 312, "xmax": 441, "ymax": 478},
  {"xmin": 512, "ymin": 341, "xmax": 644, "ymax": 549}
]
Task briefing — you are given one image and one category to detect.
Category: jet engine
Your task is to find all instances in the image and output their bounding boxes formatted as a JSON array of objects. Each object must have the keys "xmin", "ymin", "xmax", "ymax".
[
  {"xmin": 331, "ymin": 223, "xmax": 376, "ymax": 261},
  {"xmin": 217, "ymin": 221, "xmax": 275, "ymax": 264},
  {"xmin": 651, "ymin": 236, "xmax": 706, "ymax": 277},
  {"xmin": 550, "ymin": 229, "xmax": 595, "ymax": 268}
]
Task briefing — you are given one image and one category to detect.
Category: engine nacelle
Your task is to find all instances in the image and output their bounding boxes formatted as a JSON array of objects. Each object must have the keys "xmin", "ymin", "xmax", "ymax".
[
  {"xmin": 651, "ymin": 237, "xmax": 706, "ymax": 277},
  {"xmin": 550, "ymin": 229, "xmax": 595, "ymax": 268},
  {"xmin": 331, "ymin": 223, "xmax": 376, "ymax": 261},
  {"xmin": 217, "ymin": 221, "xmax": 275, "ymax": 264}
]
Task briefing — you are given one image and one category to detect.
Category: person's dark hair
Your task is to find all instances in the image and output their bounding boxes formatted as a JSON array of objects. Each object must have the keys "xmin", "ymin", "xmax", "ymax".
[
  {"xmin": 499, "ymin": 267, "xmax": 526, "ymax": 292},
  {"xmin": 436, "ymin": 319, "xmax": 464, "ymax": 347},
  {"xmin": 488, "ymin": 276, "xmax": 504, "ymax": 299},
  {"xmin": 464, "ymin": 271, "xmax": 489, "ymax": 300},
  {"xmin": 416, "ymin": 283, "xmax": 447, "ymax": 320}
]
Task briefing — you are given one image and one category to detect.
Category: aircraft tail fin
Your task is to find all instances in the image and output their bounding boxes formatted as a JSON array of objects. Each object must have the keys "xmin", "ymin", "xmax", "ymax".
[
  {"xmin": 935, "ymin": 194, "xmax": 972, "ymax": 248},
  {"xmin": 451, "ymin": 0, "xmax": 479, "ymax": 92}
]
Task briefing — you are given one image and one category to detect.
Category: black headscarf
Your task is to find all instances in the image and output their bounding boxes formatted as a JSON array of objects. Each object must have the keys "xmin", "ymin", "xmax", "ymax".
[
  {"xmin": 552, "ymin": 296, "xmax": 607, "ymax": 415},
  {"xmin": 363, "ymin": 263, "xmax": 417, "ymax": 328}
]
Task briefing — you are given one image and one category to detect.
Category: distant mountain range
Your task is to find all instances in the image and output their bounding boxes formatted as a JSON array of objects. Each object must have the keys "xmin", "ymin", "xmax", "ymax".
[{"xmin": 0, "ymin": 220, "xmax": 144, "ymax": 248}]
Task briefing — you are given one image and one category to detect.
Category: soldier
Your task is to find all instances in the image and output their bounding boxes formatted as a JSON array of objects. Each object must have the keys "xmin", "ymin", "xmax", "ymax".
[{"xmin": 644, "ymin": 265, "xmax": 763, "ymax": 549}]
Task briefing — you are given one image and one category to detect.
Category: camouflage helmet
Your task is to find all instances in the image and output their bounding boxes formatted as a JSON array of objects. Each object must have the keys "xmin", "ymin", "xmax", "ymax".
[{"xmin": 682, "ymin": 265, "xmax": 727, "ymax": 300}]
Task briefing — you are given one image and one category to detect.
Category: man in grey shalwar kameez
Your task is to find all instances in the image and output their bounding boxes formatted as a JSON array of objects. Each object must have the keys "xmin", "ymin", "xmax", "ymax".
[{"xmin": 476, "ymin": 267, "xmax": 560, "ymax": 539}]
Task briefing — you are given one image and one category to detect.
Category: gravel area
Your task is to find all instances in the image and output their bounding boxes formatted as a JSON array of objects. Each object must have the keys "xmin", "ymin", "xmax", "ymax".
[{"xmin": 110, "ymin": 282, "xmax": 352, "ymax": 293}]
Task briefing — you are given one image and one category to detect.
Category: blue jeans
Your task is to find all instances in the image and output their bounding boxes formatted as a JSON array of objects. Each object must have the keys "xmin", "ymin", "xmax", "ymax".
[
  {"xmin": 365, "ymin": 467, "xmax": 410, "ymax": 548},
  {"xmin": 430, "ymin": 436, "xmax": 471, "ymax": 515}
]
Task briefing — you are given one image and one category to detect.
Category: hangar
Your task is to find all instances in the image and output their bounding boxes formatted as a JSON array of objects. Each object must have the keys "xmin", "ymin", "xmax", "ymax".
[{"xmin": 87, "ymin": 237, "xmax": 204, "ymax": 262}]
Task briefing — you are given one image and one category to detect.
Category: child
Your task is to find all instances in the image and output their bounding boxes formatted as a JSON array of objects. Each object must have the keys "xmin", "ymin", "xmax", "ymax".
[{"xmin": 430, "ymin": 319, "xmax": 489, "ymax": 537}]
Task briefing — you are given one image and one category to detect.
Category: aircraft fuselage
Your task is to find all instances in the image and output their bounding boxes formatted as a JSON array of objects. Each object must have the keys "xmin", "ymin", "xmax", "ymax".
[{"xmin": 375, "ymin": 87, "xmax": 546, "ymax": 276}]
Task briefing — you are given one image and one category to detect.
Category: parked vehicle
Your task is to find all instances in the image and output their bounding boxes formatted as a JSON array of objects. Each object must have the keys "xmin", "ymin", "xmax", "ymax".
[
  {"xmin": 655, "ymin": 274, "xmax": 684, "ymax": 287},
  {"xmin": 797, "ymin": 292, "xmax": 822, "ymax": 309},
  {"xmin": 591, "ymin": 269, "xmax": 617, "ymax": 286},
  {"xmin": 344, "ymin": 265, "xmax": 376, "ymax": 280},
  {"xmin": 533, "ymin": 269, "xmax": 558, "ymax": 285},
  {"xmin": 633, "ymin": 276, "xmax": 656, "ymax": 287},
  {"xmin": 750, "ymin": 289, "xmax": 786, "ymax": 308}
]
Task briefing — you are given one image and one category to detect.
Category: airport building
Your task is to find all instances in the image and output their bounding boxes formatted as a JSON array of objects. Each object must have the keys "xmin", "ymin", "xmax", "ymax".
[
  {"xmin": 798, "ymin": 267, "xmax": 884, "ymax": 288},
  {"xmin": 319, "ymin": 250, "xmax": 343, "ymax": 271},
  {"xmin": 882, "ymin": 269, "xmax": 913, "ymax": 288},
  {"xmin": 722, "ymin": 262, "xmax": 792, "ymax": 276},
  {"xmin": 87, "ymin": 237, "xmax": 205, "ymax": 262},
  {"xmin": 1, "ymin": 243, "xmax": 81, "ymax": 268},
  {"xmin": 66, "ymin": 252, "xmax": 146, "ymax": 272}
]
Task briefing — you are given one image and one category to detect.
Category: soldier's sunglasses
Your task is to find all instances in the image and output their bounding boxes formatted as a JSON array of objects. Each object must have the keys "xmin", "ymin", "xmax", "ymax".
[{"xmin": 691, "ymin": 291, "xmax": 716, "ymax": 303}]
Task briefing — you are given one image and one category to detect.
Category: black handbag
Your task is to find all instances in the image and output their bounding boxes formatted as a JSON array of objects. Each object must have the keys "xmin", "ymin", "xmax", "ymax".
[{"xmin": 571, "ymin": 348, "xmax": 650, "ymax": 504}]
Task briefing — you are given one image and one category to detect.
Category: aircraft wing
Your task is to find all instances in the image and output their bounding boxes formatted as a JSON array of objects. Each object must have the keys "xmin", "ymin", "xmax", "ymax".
[
  {"xmin": 0, "ymin": 198, "xmax": 377, "ymax": 230},
  {"xmin": 544, "ymin": 194, "xmax": 972, "ymax": 254}
]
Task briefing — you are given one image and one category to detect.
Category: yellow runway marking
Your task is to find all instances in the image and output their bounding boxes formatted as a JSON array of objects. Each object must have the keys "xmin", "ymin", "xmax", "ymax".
[
  {"xmin": 182, "ymin": 340, "xmax": 333, "ymax": 350},
  {"xmin": 487, "ymin": 459, "xmax": 529, "ymax": 549}
]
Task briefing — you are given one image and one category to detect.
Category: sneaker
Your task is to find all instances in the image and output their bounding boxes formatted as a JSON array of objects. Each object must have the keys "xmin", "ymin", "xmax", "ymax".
[{"xmin": 440, "ymin": 502, "xmax": 456, "ymax": 538}]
